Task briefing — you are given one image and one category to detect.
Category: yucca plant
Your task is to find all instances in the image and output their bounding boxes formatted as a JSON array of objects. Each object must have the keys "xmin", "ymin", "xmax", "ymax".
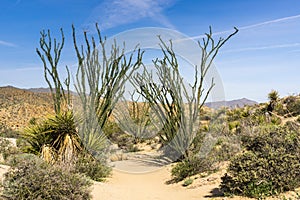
[
  {"xmin": 22, "ymin": 111, "xmax": 82, "ymax": 164},
  {"xmin": 267, "ymin": 90, "xmax": 279, "ymax": 114}
]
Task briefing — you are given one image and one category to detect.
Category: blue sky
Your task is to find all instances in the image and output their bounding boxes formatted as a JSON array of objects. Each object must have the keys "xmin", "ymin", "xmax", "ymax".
[{"xmin": 1, "ymin": 0, "xmax": 300, "ymax": 102}]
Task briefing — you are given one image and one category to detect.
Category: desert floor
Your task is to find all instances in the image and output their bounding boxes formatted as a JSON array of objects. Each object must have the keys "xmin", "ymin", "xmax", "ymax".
[
  {"xmin": 92, "ymin": 160, "xmax": 224, "ymax": 200},
  {"xmin": 0, "ymin": 157, "xmax": 298, "ymax": 200},
  {"xmin": 91, "ymin": 154, "xmax": 299, "ymax": 200}
]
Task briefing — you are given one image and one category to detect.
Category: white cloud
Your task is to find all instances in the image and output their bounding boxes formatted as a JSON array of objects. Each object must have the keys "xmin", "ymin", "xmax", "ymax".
[
  {"xmin": 15, "ymin": 67, "xmax": 41, "ymax": 71},
  {"xmin": 222, "ymin": 43, "xmax": 300, "ymax": 53},
  {"xmin": 238, "ymin": 14, "xmax": 300, "ymax": 30},
  {"xmin": 84, "ymin": 0, "xmax": 176, "ymax": 31},
  {"xmin": 188, "ymin": 14, "xmax": 300, "ymax": 40},
  {"xmin": 0, "ymin": 40, "xmax": 17, "ymax": 47}
]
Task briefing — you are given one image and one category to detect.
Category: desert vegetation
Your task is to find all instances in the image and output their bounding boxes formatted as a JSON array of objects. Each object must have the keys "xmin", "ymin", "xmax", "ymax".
[
  {"xmin": 0, "ymin": 23, "xmax": 300, "ymax": 200},
  {"xmin": 2, "ymin": 154, "xmax": 92, "ymax": 200},
  {"xmin": 214, "ymin": 92, "xmax": 300, "ymax": 199}
]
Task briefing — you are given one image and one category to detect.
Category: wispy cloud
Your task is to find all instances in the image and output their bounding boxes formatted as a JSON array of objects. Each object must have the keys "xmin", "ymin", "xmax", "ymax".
[
  {"xmin": 189, "ymin": 14, "xmax": 300, "ymax": 40},
  {"xmin": 15, "ymin": 67, "xmax": 41, "ymax": 71},
  {"xmin": 0, "ymin": 40, "xmax": 17, "ymax": 47},
  {"xmin": 14, "ymin": 0, "xmax": 21, "ymax": 6},
  {"xmin": 238, "ymin": 14, "xmax": 300, "ymax": 30},
  {"xmin": 84, "ymin": 0, "xmax": 176, "ymax": 31},
  {"xmin": 222, "ymin": 43, "xmax": 300, "ymax": 53}
]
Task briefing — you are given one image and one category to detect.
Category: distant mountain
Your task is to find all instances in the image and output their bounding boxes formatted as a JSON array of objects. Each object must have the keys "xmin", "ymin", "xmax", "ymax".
[
  {"xmin": 27, "ymin": 87, "xmax": 52, "ymax": 93},
  {"xmin": 205, "ymin": 98, "xmax": 258, "ymax": 109},
  {"xmin": 27, "ymin": 87, "xmax": 77, "ymax": 95}
]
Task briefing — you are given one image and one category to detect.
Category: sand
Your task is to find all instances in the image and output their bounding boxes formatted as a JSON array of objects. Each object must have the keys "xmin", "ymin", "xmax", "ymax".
[
  {"xmin": 91, "ymin": 165, "xmax": 220, "ymax": 200},
  {"xmin": 91, "ymin": 158, "xmax": 299, "ymax": 200},
  {"xmin": 1, "ymin": 159, "xmax": 298, "ymax": 200}
]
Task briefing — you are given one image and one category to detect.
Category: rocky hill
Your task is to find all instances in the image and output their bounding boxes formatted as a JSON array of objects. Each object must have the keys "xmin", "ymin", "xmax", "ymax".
[
  {"xmin": 0, "ymin": 85, "xmax": 259, "ymax": 131},
  {"xmin": 0, "ymin": 86, "xmax": 54, "ymax": 130}
]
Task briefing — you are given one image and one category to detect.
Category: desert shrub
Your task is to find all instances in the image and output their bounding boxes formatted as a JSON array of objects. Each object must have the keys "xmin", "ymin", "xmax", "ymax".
[
  {"xmin": 284, "ymin": 96, "xmax": 300, "ymax": 116},
  {"xmin": 116, "ymin": 134, "xmax": 135, "ymax": 151},
  {"xmin": 228, "ymin": 121, "xmax": 241, "ymax": 134},
  {"xmin": 270, "ymin": 115, "xmax": 282, "ymax": 125},
  {"xmin": 0, "ymin": 123, "xmax": 19, "ymax": 138},
  {"xmin": 172, "ymin": 128, "xmax": 241, "ymax": 182},
  {"xmin": 126, "ymin": 144, "xmax": 141, "ymax": 152},
  {"xmin": 274, "ymin": 102, "xmax": 286, "ymax": 116},
  {"xmin": 221, "ymin": 127, "xmax": 300, "ymax": 199},
  {"xmin": 103, "ymin": 121, "xmax": 137, "ymax": 151},
  {"xmin": 0, "ymin": 138, "xmax": 19, "ymax": 163},
  {"xmin": 199, "ymin": 114, "xmax": 211, "ymax": 121},
  {"xmin": 284, "ymin": 120, "xmax": 300, "ymax": 132},
  {"xmin": 182, "ymin": 178, "xmax": 193, "ymax": 187},
  {"xmin": 2, "ymin": 154, "xmax": 92, "ymax": 200},
  {"xmin": 102, "ymin": 121, "xmax": 122, "ymax": 138},
  {"xmin": 210, "ymin": 137, "xmax": 241, "ymax": 162},
  {"xmin": 189, "ymin": 132, "xmax": 205, "ymax": 154},
  {"xmin": 171, "ymin": 155, "xmax": 215, "ymax": 182},
  {"xmin": 207, "ymin": 122, "xmax": 230, "ymax": 135},
  {"xmin": 73, "ymin": 153, "xmax": 111, "ymax": 182},
  {"xmin": 226, "ymin": 108, "xmax": 244, "ymax": 122}
]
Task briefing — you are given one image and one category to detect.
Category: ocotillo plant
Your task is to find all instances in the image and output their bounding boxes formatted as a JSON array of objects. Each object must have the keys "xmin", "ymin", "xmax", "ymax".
[
  {"xmin": 72, "ymin": 24, "xmax": 143, "ymax": 157},
  {"xmin": 36, "ymin": 29, "xmax": 71, "ymax": 114},
  {"xmin": 113, "ymin": 91, "xmax": 155, "ymax": 144},
  {"xmin": 133, "ymin": 27, "xmax": 238, "ymax": 160}
]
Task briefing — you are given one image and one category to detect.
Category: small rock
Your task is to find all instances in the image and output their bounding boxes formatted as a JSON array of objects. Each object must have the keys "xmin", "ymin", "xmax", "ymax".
[
  {"xmin": 110, "ymin": 153, "xmax": 127, "ymax": 162},
  {"xmin": 207, "ymin": 176, "xmax": 217, "ymax": 182}
]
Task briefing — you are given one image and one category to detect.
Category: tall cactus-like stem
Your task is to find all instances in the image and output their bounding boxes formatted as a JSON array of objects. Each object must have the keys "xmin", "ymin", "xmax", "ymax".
[
  {"xmin": 72, "ymin": 24, "xmax": 144, "ymax": 157},
  {"xmin": 36, "ymin": 28, "xmax": 71, "ymax": 114}
]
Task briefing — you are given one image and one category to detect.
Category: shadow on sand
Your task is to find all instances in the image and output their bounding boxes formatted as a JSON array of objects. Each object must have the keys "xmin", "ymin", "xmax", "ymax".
[{"xmin": 204, "ymin": 187, "xmax": 224, "ymax": 198}]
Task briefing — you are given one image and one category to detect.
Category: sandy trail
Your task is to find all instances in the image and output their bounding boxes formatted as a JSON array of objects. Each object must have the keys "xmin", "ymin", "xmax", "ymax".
[
  {"xmin": 91, "ymin": 157, "xmax": 299, "ymax": 200},
  {"xmin": 91, "ymin": 159, "xmax": 219, "ymax": 200},
  {"xmin": 1, "ymin": 158, "xmax": 296, "ymax": 200},
  {"xmin": 91, "ymin": 168, "xmax": 218, "ymax": 200}
]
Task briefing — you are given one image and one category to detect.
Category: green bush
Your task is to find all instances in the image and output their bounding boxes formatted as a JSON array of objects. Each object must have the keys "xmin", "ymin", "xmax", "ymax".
[
  {"xmin": 182, "ymin": 178, "xmax": 193, "ymax": 187},
  {"xmin": 102, "ymin": 121, "xmax": 134, "ymax": 150},
  {"xmin": 171, "ymin": 131, "xmax": 240, "ymax": 183},
  {"xmin": 0, "ymin": 138, "xmax": 19, "ymax": 162},
  {"xmin": 270, "ymin": 115, "xmax": 282, "ymax": 125},
  {"xmin": 285, "ymin": 96, "xmax": 300, "ymax": 116},
  {"xmin": 210, "ymin": 137, "xmax": 241, "ymax": 162},
  {"xmin": 103, "ymin": 121, "xmax": 142, "ymax": 152},
  {"xmin": 284, "ymin": 120, "xmax": 300, "ymax": 132},
  {"xmin": 171, "ymin": 155, "xmax": 214, "ymax": 182},
  {"xmin": 73, "ymin": 153, "xmax": 111, "ymax": 182},
  {"xmin": 2, "ymin": 154, "xmax": 92, "ymax": 200},
  {"xmin": 228, "ymin": 121, "xmax": 240, "ymax": 133},
  {"xmin": 221, "ymin": 127, "xmax": 300, "ymax": 199},
  {"xmin": 0, "ymin": 123, "xmax": 19, "ymax": 138}
]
